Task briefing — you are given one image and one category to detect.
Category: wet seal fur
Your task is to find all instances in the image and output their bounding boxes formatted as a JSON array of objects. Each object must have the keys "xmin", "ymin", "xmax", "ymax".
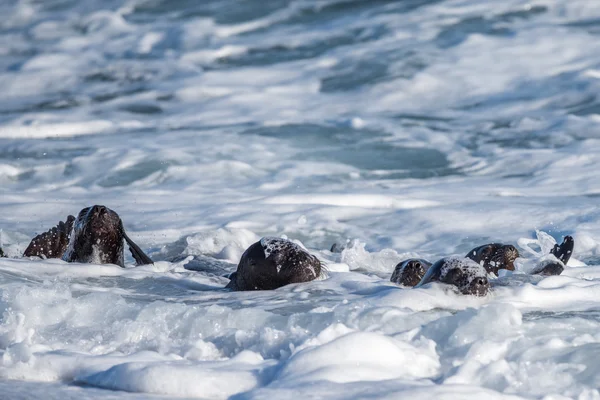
[
  {"xmin": 391, "ymin": 236, "xmax": 575, "ymax": 290},
  {"xmin": 531, "ymin": 236, "xmax": 574, "ymax": 276},
  {"xmin": 227, "ymin": 237, "xmax": 323, "ymax": 291},
  {"xmin": 391, "ymin": 243, "xmax": 519, "ymax": 288},
  {"xmin": 415, "ymin": 257, "xmax": 490, "ymax": 296},
  {"xmin": 24, "ymin": 205, "xmax": 152, "ymax": 267},
  {"xmin": 466, "ymin": 243, "xmax": 519, "ymax": 275},
  {"xmin": 390, "ymin": 259, "xmax": 432, "ymax": 287},
  {"xmin": 467, "ymin": 236, "xmax": 574, "ymax": 276}
]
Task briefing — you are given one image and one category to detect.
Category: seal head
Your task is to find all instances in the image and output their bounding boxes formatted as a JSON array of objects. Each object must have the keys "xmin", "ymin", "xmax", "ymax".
[
  {"xmin": 416, "ymin": 257, "xmax": 489, "ymax": 296},
  {"xmin": 390, "ymin": 258, "xmax": 432, "ymax": 287},
  {"xmin": 227, "ymin": 237, "xmax": 323, "ymax": 291},
  {"xmin": 466, "ymin": 243, "xmax": 519, "ymax": 275},
  {"xmin": 24, "ymin": 205, "xmax": 152, "ymax": 267},
  {"xmin": 62, "ymin": 205, "xmax": 125, "ymax": 265}
]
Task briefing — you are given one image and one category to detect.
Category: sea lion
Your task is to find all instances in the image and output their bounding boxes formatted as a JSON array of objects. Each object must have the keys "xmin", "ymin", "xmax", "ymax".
[
  {"xmin": 415, "ymin": 257, "xmax": 490, "ymax": 296},
  {"xmin": 390, "ymin": 258, "xmax": 432, "ymax": 287},
  {"xmin": 23, "ymin": 205, "xmax": 152, "ymax": 267},
  {"xmin": 466, "ymin": 243, "xmax": 519, "ymax": 275},
  {"xmin": 227, "ymin": 237, "xmax": 323, "ymax": 291}
]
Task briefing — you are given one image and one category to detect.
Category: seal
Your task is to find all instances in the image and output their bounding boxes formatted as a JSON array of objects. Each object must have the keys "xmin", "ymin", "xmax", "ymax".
[
  {"xmin": 467, "ymin": 236, "xmax": 573, "ymax": 276},
  {"xmin": 23, "ymin": 205, "xmax": 153, "ymax": 267},
  {"xmin": 531, "ymin": 235, "xmax": 574, "ymax": 276},
  {"xmin": 24, "ymin": 215, "xmax": 75, "ymax": 259},
  {"xmin": 390, "ymin": 258, "xmax": 432, "ymax": 287},
  {"xmin": 391, "ymin": 236, "xmax": 575, "ymax": 287},
  {"xmin": 466, "ymin": 243, "xmax": 519, "ymax": 275},
  {"xmin": 227, "ymin": 237, "xmax": 323, "ymax": 291},
  {"xmin": 415, "ymin": 257, "xmax": 490, "ymax": 296}
]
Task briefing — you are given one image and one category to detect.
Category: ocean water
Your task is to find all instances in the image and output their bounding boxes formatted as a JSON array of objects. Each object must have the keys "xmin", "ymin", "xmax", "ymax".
[{"xmin": 2, "ymin": 0, "xmax": 600, "ymax": 398}]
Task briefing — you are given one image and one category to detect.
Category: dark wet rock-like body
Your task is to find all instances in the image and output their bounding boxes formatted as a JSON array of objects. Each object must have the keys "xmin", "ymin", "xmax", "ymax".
[
  {"xmin": 531, "ymin": 236, "xmax": 574, "ymax": 276},
  {"xmin": 227, "ymin": 237, "xmax": 323, "ymax": 291},
  {"xmin": 23, "ymin": 205, "xmax": 152, "ymax": 267},
  {"xmin": 415, "ymin": 257, "xmax": 490, "ymax": 296},
  {"xmin": 466, "ymin": 243, "xmax": 519, "ymax": 275},
  {"xmin": 390, "ymin": 258, "xmax": 432, "ymax": 287}
]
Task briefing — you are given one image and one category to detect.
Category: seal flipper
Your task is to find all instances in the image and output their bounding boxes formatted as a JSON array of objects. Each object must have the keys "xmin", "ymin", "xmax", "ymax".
[
  {"xmin": 24, "ymin": 215, "xmax": 75, "ymax": 259},
  {"xmin": 532, "ymin": 236, "xmax": 574, "ymax": 276},
  {"xmin": 226, "ymin": 272, "xmax": 238, "ymax": 290},
  {"xmin": 550, "ymin": 236, "xmax": 574, "ymax": 265},
  {"xmin": 122, "ymin": 230, "xmax": 153, "ymax": 266}
]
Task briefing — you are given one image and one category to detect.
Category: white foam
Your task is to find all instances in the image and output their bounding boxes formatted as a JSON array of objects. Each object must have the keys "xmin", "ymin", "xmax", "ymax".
[
  {"xmin": 79, "ymin": 351, "xmax": 269, "ymax": 398},
  {"xmin": 0, "ymin": 121, "xmax": 114, "ymax": 139},
  {"xmin": 275, "ymin": 331, "xmax": 439, "ymax": 385},
  {"xmin": 264, "ymin": 194, "xmax": 439, "ymax": 209}
]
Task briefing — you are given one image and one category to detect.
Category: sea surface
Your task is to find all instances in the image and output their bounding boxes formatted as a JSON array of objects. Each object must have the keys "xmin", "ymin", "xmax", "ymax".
[{"xmin": 2, "ymin": 0, "xmax": 600, "ymax": 398}]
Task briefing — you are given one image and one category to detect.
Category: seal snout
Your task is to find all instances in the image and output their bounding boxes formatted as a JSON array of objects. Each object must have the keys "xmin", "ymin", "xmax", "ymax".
[
  {"xmin": 403, "ymin": 261, "xmax": 426, "ymax": 286},
  {"xmin": 91, "ymin": 205, "xmax": 108, "ymax": 216},
  {"xmin": 405, "ymin": 260, "xmax": 425, "ymax": 274},
  {"xmin": 499, "ymin": 245, "xmax": 518, "ymax": 271},
  {"xmin": 467, "ymin": 243, "xmax": 520, "ymax": 275},
  {"xmin": 466, "ymin": 276, "xmax": 489, "ymax": 296},
  {"xmin": 390, "ymin": 258, "xmax": 432, "ymax": 287}
]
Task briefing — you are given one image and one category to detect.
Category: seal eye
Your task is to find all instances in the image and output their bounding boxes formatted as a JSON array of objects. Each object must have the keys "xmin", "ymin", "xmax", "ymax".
[
  {"xmin": 481, "ymin": 245, "xmax": 495, "ymax": 259},
  {"xmin": 442, "ymin": 267, "xmax": 470, "ymax": 290}
]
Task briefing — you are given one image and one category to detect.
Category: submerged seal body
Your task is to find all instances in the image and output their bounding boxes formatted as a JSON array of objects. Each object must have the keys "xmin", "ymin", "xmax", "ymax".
[
  {"xmin": 415, "ymin": 257, "xmax": 490, "ymax": 296},
  {"xmin": 227, "ymin": 237, "xmax": 323, "ymax": 291},
  {"xmin": 24, "ymin": 205, "xmax": 152, "ymax": 267},
  {"xmin": 390, "ymin": 258, "xmax": 432, "ymax": 287},
  {"xmin": 466, "ymin": 243, "xmax": 519, "ymax": 275}
]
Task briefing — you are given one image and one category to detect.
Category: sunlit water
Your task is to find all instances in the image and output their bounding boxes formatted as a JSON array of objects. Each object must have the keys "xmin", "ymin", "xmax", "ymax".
[{"xmin": 2, "ymin": 0, "xmax": 600, "ymax": 398}]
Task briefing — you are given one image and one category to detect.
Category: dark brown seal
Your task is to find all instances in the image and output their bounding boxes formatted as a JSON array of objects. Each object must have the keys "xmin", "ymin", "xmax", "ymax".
[
  {"xmin": 531, "ymin": 236, "xmax": 574, "ymax": 276},
  {"xmin": 227, "ymin": 237, "xmax": 323, "ymax": 291},
  {"xmin": 24, "ymin": 215, "xmax": 75, "ymax": 259},
  {"xmin": 390, "ymin": 259, "xmax": 432, "ymax": 287},
  {"xmin": 466, "ymin": 243, "xmax": 519, "ymax": 275},
  {"xmin": 415, "ymin": 257, "xmax": 490, "ymax": 296},
  {"xmin": 392, "ymin": 235, "xmax": 574, "ymax": 289},
  {"xmin": 24, "ymin": 205, "xmax": 152, "ymax": 267},
  {"xmin": 467, "ymin": 236, "xmax": 574, "ymax": 276}
]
